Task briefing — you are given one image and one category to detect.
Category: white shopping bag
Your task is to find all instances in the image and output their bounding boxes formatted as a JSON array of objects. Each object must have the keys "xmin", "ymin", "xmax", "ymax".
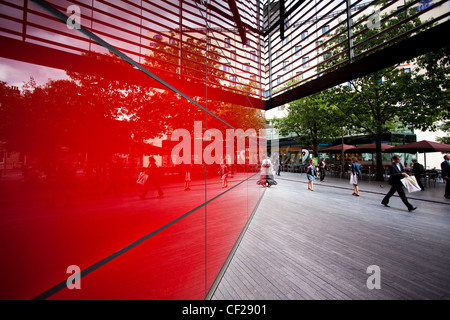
[
  {"xmin": 401, "ymin": 175, "xmax": 421, "ymax": 193},
  {"xmin": 136, "ymin": 172, "xmax": 149, "ymax": 185}
]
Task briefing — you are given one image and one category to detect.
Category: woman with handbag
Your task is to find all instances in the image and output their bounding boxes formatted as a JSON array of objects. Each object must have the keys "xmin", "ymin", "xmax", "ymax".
[
  {"xmin": 350, "ymin": 157, "xmax": 361, "ymax": 196},
  {"xmin": 306, "ymin": 159, "xmax": 316, "ymax": 191}
]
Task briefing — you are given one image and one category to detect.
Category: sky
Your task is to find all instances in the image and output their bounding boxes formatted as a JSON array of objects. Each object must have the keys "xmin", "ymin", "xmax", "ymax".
[{"xmin": 0, "ymin": 57, "xmax": 69, "ymax": 88}]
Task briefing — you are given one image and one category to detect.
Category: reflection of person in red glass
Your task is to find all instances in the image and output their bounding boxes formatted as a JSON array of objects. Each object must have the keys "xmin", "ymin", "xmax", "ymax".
[
  {"xmin": 183, "ymin": 162, "xmax": 191, "ymax": 191},
  {"xmin": 218, "ymin": 159, "xmax": 228, "ymax": 188},
  {"xmin": 140, "ymin": 156, "xmax": 164, "ymax": 199},
  {"xmin": 48, "ymin": 160, "xmax": 71, "ymax": 208}
]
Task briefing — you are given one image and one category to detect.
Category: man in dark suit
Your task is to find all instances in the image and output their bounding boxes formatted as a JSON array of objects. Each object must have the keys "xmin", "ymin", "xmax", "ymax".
[
  {"xmin": 441, "ymin": 154, "xmax": 450, "ymax": 199},
  {"xmin": 382, "ymin": 155, "xmax": 417, "ymax": 212},
  {"xmin": 411, "ymin": 158, "xmax": 425, "ymax": 191}
]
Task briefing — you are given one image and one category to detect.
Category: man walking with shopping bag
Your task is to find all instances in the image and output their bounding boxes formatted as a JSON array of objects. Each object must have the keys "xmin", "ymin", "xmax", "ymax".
[{"xmin": 381, "ymin": 155, "xmax": 417, "ymax": 212}]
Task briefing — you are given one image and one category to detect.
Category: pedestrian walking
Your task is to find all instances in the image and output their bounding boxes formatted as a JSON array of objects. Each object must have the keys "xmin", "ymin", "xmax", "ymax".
[
  {"xmin": 350, "ymin": 157, "xmax": 361, "ymax": 196},
  {"xmin": 441, "ymin": 154, "xmax": 450, "ymax": 199},
  {"xmin": 140, "ymin": 156, "xmax": 164, "ymax": 199},
  {"xmin": 306, "ymin": 159, "xmax": 316, "ymax": 191},
  {"xmin": 381, "ymin": 155, "xmax": 417, "ymax": 212},
  {"xmin": 411, "ymin": 158, "xmax": 425, "ymax": 191},
  {"xmin": 183, "ymin": 162, "xmax": 191, "ymax": 191},
  {"xmin": 276, "ymin": 154, "xmax": 282, "ymax": 176}
]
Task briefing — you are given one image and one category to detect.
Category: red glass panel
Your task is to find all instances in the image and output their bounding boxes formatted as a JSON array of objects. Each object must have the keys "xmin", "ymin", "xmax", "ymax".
[{"xmin": 0, "ymin": 0, "xmax": 264, "ymax": 300}]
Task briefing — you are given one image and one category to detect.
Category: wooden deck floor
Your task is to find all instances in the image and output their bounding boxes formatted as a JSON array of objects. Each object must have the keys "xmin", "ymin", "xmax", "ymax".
[{"xmin": 211, "ymin": 175, "xmax": 450, "ymax": 300}]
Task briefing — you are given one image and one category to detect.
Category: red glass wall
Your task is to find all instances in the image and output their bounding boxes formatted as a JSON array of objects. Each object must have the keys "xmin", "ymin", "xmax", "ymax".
[{"xmin": 0, "ymin": 0, "xmax": 265, "ymax": 299}]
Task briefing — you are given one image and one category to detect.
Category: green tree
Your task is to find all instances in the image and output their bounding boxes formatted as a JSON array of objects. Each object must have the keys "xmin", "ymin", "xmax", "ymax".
[
  {"xmin": 271, "ymin": 90, "xmax": 344, "ymax": 157},
  {"xmin": 322, "ymin": 2, "xmax": 448, "ymax": 180},
  {"xmin": 437, "ymin": 121, "xmax": 450, "ymax": 145}
]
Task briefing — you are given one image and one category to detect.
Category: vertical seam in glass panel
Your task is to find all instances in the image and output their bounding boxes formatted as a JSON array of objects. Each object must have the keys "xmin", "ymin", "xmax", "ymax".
[
  {"xmin": 204, "ymin": 0, "xmax": 209, "ymax": 299},
  {"xmin": 192, "ymin": 0, "xmax": 262, "ymax": 112}
]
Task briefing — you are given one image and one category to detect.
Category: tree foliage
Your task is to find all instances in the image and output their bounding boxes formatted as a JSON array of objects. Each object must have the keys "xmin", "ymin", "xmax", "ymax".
[
  {"xmin": 321, "ymin": 2, "xmax": 448, "ymax": 180},
  {"xmin": 271, "ymin": 90, "xmax": 345, "ymax": 157}
]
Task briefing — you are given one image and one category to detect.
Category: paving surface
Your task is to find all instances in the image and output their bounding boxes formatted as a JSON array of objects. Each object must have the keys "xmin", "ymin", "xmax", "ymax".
[{"xmin": 211, "ymin": 172, "xmax": 450, "ymax": 300}]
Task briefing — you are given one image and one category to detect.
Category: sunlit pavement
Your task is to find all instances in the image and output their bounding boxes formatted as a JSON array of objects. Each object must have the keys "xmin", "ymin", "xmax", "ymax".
[{"xmin": 212, "ymin": 172, "xmax": 450, "ymax": 300}]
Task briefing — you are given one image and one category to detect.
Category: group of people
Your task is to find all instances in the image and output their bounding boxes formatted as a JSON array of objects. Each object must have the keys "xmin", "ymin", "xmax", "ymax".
[
  {"xmin": 380, "ymin": 154, "xmax": 450, "ymax": 210},
  {"xmin": 304, "ymin": 154, "xmax": 450, "ymax": 212},
  {"xmin": 305, "ymin": 158, "xmax": 328, "ymax": 191},
  {"xmin": 137, "ymin": 153, "xmax": 450, "ymax": 207}
]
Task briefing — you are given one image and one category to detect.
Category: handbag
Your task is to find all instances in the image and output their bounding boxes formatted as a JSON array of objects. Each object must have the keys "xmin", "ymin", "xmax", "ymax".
[
  {"xmin": 349, "ymin": 173, "xmax": 358, "ymax": 185},
  {"xmin": 136, "ymin": 172, "xmax": 149, "ymax": 185},
  {"xmin": 401, "ymin": 175, "xmax": 421, "ymax": 193}
]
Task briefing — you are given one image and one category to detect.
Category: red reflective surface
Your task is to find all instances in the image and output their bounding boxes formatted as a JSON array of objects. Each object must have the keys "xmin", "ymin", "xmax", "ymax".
[{"xmin": 0, "ymin": 0, "xmax": 265, "ymax": 299}]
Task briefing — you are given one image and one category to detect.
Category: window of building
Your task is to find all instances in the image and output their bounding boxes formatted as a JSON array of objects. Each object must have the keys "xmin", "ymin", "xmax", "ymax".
[
  {"xmin": 225, "ymin": 38, "xmax": 231, "ymax": 47},
  {"xmin": 301, "ymin": 31, "xmax": 308, "ymax": 40},
  {"xmin": 302, "ymin": 57, "xmax": 309, "ymax": 67},
  {"xmin": 295, "ymin": 46, "xmax": 302, "ymax": 56},
  {"xmin": 316, "ymin": 40, "xmax": 323, "ymax": 51},
  {"xmin": 250, "ymin": 51, "xmax": 256, "ymax": 60},
  {"xmin": 276, "ymin": 50, "xmax": 283, "ymax": 59},
  {"xmin": 284, "ymin": 36, "xmax": 289, "ymax": 44},
  {"xmin": 243, "ymin": 63, "xmax": 250, "ymax": 72},
  {"xmin": 283, "ymin": 61, "xmax": 289, "ymax": 71},
  {"xmin": 230, "ymin": 51, "xmax": 236, "ymax": 60},
  {"xmin": 322, "ymin": 25, "xmax": 329, "ymax": 34},
  {"xmin": 403, "ymin": 68, "xmax": 411, "ymax": 73},
  {"xmin": 277, "ymin": 75, "xmax": 282, "ymax": 85},
  {"xmin": 243, "ymin": 39, "xmax": 250, "ymax": 48},
  {"xmin": 296, "ymin": 71, "xmax": 303, "ymax": 81}
]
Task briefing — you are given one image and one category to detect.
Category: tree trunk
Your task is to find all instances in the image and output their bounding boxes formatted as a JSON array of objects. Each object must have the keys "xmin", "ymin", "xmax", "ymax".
[{"xmin": 375, "ymin": 134, "xmax": 384, "ymax": 181}]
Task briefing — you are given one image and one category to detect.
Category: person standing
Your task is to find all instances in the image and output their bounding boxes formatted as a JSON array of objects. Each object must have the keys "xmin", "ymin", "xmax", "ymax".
[
  {"xmin": 48, "ymin": 160, "xmax": 71, "ymax": 208},
  {"xmin": 276, "ymin": 155, "xmax": 282, "ymax": 176},
  {"xmin": 318, "ymin": 158, "xmax": 327, "ymax": 182},
  {"xmin": 441, "ymin": 154, "xmax": 450, "ymax": 199},
  {"xmin": 350, "ymin": 157, "xmax": 361, "ymax": 196},
  {"xmin": 183, "ymin": 162, "xmax": 191, "ymax": 191},
  {"xmin": 306, "ymin": 159, "xmax": 316, "ymax": 191},
  {"xmin": 382, "ymin": 155, "xmax": 417, "ymax": 212},
  {"xmin": 219, "ymin": 159, "xmax": 229, "ymax": 188},
  {"xmin": 411, "ymin": 158, "xmax": 425, "ymax": 191}
]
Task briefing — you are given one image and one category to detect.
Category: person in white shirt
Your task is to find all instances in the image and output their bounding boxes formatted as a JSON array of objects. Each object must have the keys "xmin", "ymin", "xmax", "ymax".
[{"xmin": 381, "ymin": 155, "xmax": 417, "ymax": 212}]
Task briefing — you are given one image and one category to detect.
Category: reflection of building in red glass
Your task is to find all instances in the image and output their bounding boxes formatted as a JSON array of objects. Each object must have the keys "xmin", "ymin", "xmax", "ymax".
[{"xmin": 1, "ymin": 0, "xmax": 448, "ymax": 301}]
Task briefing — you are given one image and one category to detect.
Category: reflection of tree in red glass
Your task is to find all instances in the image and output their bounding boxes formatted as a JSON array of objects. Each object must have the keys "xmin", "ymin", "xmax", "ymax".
[{"xmin": 0, "ymin": 41, "xmax": 264, "ymax": 180}]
